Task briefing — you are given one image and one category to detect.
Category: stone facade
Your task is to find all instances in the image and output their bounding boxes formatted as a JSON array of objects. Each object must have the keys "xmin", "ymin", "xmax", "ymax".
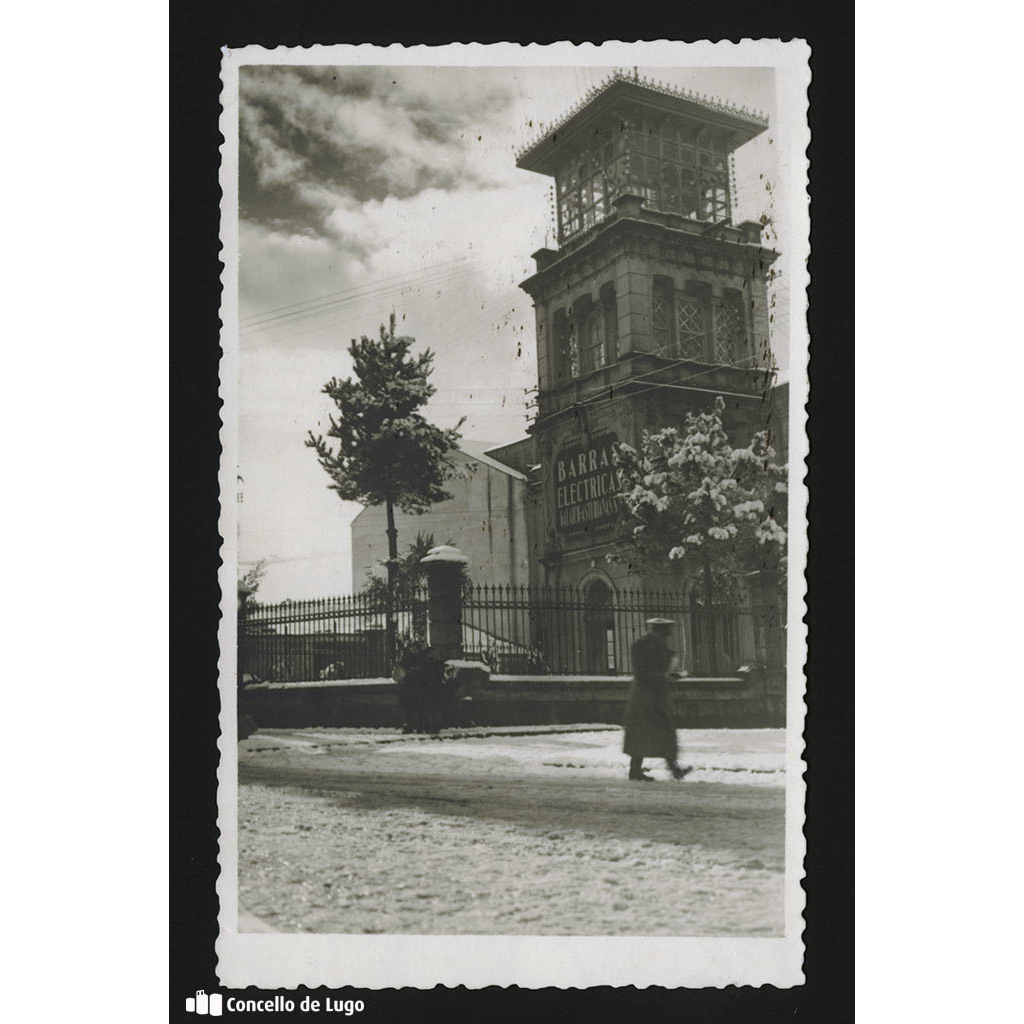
[{"xmin": 515, "ymin": 79, "xmax": 786, "ymax": 595}]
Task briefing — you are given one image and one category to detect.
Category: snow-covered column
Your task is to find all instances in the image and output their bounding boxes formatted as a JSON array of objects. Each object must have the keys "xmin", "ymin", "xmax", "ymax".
[{"xmin": 420, "ymin": 545, "xmax": 469, "ymax": 663}]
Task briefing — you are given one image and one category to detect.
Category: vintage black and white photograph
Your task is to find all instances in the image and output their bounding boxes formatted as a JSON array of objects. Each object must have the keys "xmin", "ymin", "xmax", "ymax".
[{"xmin": 217, "ymin": 40, "xmax": 810, "ymax": 989}]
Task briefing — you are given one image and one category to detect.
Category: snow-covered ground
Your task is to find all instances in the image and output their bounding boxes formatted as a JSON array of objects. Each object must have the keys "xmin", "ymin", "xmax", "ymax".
[{"xmin": 238, "ymin": 727, "xmax": 786, "ymax": 936}]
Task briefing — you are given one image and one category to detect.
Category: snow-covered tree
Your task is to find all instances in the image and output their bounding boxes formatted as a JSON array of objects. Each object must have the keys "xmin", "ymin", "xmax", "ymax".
[
  {"xmin": 613, "ymin": 396, "xmax": 787, "ymax": 672},
  {"xmin": 306, "ymin": 314, "xmax": 464, "ymax": 670}
]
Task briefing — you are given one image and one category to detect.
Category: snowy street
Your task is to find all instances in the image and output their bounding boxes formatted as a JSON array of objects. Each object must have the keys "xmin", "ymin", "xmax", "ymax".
[{"xmin": 238, "ymin": 727, "xmax": 786, "ymax": 936}]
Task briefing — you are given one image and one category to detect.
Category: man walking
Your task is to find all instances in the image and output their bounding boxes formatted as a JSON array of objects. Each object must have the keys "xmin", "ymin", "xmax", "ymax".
[{"xmin": 624, "ymin": 618, "xmax": 692, "ymax": 782}]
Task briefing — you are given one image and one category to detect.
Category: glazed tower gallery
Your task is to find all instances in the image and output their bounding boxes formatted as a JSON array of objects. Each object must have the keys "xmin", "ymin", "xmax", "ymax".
[{"xmin": 501, "ymin": 73, "xmax": 788, "ymax": 596}]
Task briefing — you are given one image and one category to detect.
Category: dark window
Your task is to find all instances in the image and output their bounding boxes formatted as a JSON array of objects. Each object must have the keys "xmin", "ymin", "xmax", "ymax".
[
  {"xmin": 652, "ymin": 277, "xmax": 674, "ymax": 354},
  {"xmin": 579, "ymin": 298, "xmax": 604, "ymax": 374},
  {"xmin": 644, "ymin": 157, "xmax": 661, "ymax": 204},
  {"xmin": 566, "ymin": 316, "xmax": 579, "ymax": 377},
  {"xmin": 661, "ymin": 163, "xmax": 679, "ymax": 213},
  {"xmin": 552, "ymin": 309, "xmax": 579, "ymax": 382},
  {"xmin": 601, "ymin": 284, "xmax": 619, "ymax": 364}
]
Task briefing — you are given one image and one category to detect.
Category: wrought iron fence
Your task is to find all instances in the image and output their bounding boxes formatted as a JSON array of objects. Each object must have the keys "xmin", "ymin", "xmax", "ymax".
[
  {"xmin": 238, "ymin": 589, "xmax": 428, "ymax": 683},
  {"xmin": 238, "ymin": 583, "xmax": 785, "ymax": 683},
  {"xmin": 461, "ymin": 584, "xmax": 785, "ymax": 677}
]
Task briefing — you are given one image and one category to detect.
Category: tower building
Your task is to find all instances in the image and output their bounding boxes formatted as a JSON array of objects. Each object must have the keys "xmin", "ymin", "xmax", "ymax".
[{"xmin": 515, "ymin": 71, "xmax": 782, "ymax": 590}]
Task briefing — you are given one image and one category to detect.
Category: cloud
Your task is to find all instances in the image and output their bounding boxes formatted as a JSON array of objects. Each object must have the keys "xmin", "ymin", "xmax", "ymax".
[
  {"xmin": 239, "ymin": 66, "xmax": 519, "ymax": 235},
  {"xmin": 237, "ymin": 65, "xmax": 543, "ymax": 333},
  {"xmin": 239, "ymin": 137, "xmax": 548, "ymax": 357},
  {"xmin": 238, "ymin": 220, "xmax": 367, "ymax": 320}
]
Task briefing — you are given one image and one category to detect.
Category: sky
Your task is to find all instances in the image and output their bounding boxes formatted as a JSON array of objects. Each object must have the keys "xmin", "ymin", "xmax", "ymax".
[{"xmin": 236, "ymin": 64, "xmax": 786, "ymax": 602}]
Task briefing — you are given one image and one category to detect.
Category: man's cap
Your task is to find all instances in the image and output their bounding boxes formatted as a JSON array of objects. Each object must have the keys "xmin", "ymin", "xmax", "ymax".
[{"xmin": 646, "ymin": 617, "xmax": 675, "ymax": 625}]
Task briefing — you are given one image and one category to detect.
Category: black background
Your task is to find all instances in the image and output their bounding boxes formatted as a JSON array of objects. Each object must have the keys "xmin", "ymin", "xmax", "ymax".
[{"xmin": 171, "ymin": 2, "xmax": 853, "ymax": 1019}]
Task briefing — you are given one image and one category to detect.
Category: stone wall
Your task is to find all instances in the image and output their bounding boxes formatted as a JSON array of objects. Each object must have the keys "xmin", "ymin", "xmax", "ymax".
[{"xmin": 238, "ymin": 670, "xmax": 785, "ymax": 731}]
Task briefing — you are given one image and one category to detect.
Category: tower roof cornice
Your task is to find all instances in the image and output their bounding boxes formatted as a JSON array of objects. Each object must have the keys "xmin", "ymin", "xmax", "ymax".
[
  {"xmin": 516, "ymin": 69, "xmax": 769, "ymax": 175},
  {"xmin": 518, "ymin": 214, "xmax": 779, "ymax": 301}
]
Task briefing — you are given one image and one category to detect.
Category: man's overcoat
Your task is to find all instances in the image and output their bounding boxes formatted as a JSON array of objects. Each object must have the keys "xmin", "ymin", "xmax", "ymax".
[{"xmin": 622, "ymin": 631, "xmax": 679, "ymax": 759}]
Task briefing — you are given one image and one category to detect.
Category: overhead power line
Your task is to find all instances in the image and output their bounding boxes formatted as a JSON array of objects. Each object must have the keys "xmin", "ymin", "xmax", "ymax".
[
  {"xmin": 241, "ymin": 264, "xmax": 481, "ymax": 338},
  {"xmin": 574, "ymin": 357, "xmax": 781, "ymax": 415},
  {"xmin": 240, "ymin": 254, "xmax": 476, "ymax": 325},
  {"xmin": 241, "ymin": 268, "xmax": 490, "ymax": 350}
]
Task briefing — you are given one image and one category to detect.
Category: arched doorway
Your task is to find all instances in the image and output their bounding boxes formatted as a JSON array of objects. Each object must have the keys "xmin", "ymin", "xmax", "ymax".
[{"xmin": 583, "ymin": 578, "xmax": 616, "ymax": 675}]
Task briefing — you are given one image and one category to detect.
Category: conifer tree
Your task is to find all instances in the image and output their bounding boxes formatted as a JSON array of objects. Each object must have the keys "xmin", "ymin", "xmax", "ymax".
[{"xmin": 306, "ymin": 314, "xmax": 463, "ymax": 670}]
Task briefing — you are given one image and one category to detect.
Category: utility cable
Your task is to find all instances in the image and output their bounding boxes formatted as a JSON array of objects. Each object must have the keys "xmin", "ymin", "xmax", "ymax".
[
  {"xmin": 241, "ymin": 264, "xmax": 481, "ymax": 338},
  {"xmin": 240, "ymin": 254, "xmax": 476, "ymax": 325}
]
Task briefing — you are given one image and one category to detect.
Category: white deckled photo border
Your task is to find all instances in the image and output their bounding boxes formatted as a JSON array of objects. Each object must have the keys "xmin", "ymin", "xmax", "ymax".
[{"xmin": 217, "ymin": 38, "xmax": 810, "ymax": 989}]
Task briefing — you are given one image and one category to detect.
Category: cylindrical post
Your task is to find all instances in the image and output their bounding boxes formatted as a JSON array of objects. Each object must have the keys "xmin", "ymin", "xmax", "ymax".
[{"xmin": 420, "ymin": 545, "xmax": 468, "ymax": 663}]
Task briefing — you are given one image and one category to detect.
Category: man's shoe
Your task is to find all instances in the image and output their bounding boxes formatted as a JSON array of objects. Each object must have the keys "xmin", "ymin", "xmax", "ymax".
[
  {"xmin": 629, "ymin": 771, "xmax": 656, "ymax": 782},
  {"xmin": 670, "ymin": 764, "xmax": 693, "ymax": 781}
]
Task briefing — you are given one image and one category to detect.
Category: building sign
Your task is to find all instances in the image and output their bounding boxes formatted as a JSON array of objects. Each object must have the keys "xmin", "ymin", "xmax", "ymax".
[{"xmin": 554, "ymin": 432, "xmax": 622, "ymax": 536}]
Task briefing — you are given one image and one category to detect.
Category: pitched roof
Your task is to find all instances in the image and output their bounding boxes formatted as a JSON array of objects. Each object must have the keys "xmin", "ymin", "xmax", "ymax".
[
  {"xmin": 455, "ymin": 439, "xmax": 527, "ymax": 481},
  {"xmin": 349, "ymin": 440, "xmax": 526, "ymax": 523}
]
